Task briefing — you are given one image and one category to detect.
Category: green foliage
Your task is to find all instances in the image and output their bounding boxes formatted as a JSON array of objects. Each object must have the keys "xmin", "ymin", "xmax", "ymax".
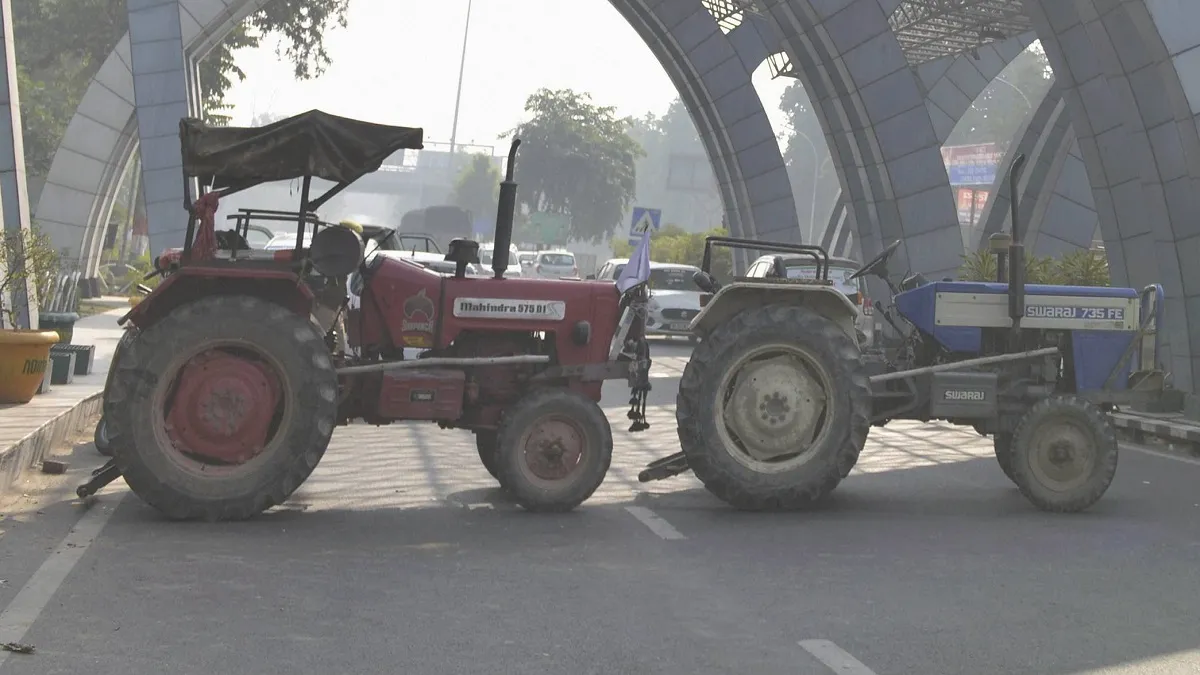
[
  {"xmin": 611, "ymin": 225, "xmax": 733, "ymax": 282},
  {"xmin": 957, "ymin": 247, "xmax": 1111, "ymax": 286},
  {"xmin": 1, "ymin": 227, "xmax": 61, "ymax": 327},
  {"xmin": 200, "ymin": 0, "xmax": 350, "ymax": 124},
  {"xmin": 449, "ymin": 154, "xmax": 501, "ymax": 227},
  {"xmin": 13, "ymin": 0, "xmax": 349, "ymax": 181},
  {"xmin": 504, "ymin": 88, "xmax": 644, "ymax": 244},
  {"xmin": 1054, "ymin": 249, "xmax": 1111, "ymax": 287}
]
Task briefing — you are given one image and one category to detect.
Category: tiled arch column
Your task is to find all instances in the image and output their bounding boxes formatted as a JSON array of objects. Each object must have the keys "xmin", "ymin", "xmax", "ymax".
[
  {"xmin": 759, "ymin": 0, "xmax": 965, "ymax": 281},
  {"xmin": 812, "ymin": 33, "xmax": 1034, "ymax": 261},
  {"xmin": 611, "ymin": 0, "xmax": 798, "ymax": 250},
  {"xmin": 974, "ymin": 85, "xmax": 1101, "ymax": 258},
  {"xmin": 1023, "ymin": 0, "xmax": 1200, "ymax": 393},
  {"xmin": 39, "ymin": 0, "xmax": 797, "ymax": 281}
]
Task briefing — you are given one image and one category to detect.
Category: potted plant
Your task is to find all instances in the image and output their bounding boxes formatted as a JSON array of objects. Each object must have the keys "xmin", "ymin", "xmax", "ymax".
[{"xmin": 0, "ymin": 228, "xmax": 62, "ymax": 403}]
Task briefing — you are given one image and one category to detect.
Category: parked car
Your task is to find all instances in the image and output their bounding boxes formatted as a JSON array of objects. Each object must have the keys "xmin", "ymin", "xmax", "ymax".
[
  {"xmin": 593, "ymin": 258, "xmax": 703, "ymax": 341},
  {"xmin": 531, "ymin": 250, "xmax": 578, "ymax": 279},
  {"xmin": 744, "ymin": 253, "xmax": 874, "ymax": 346}
]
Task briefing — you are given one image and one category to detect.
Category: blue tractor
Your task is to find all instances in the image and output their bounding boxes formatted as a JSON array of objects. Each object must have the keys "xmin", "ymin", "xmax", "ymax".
[{"xmin": 648, "ymin": 155, "xmax": 1167, "ymax": 514}]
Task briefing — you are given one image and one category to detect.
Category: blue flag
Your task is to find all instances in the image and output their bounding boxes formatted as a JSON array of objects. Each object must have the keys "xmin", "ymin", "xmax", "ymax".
[{"xmin": 617, "ymin": 233, "xmax": 652, "ymax": 293}]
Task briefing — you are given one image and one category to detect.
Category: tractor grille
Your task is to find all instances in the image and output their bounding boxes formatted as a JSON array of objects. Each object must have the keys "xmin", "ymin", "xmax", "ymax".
[{"xmin": 661, "ymin": 308, "xmax": 698, "ymax": 321}]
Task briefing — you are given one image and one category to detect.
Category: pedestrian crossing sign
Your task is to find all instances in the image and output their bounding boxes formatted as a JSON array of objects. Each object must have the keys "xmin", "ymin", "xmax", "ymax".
[{"xmin": 628, "ymin": 207, "xmax": 662, "ymax": 245}]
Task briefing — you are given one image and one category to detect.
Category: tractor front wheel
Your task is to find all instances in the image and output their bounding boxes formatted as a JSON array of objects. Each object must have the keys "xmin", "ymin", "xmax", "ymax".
[
  {"xmin": 993, "ymin": 433, "xmax": 1016, "ymax": 484},
  {"xmin": 1009, "ymin": 396, "xmax": 1118, "ymax": 513},
  {"xmin": 105, "ymin": 295, "xmax": 338, "ymax": 521},
  {"xmin": 94, "ymin": 416, "xmax": 113, "ymax": 457},
  {"xmin": 677, "ymin": 304, "xmax": 870, "ymax": 510},
  {"xmin": 475, "ymin": 430, "xmax": 500, "ymax": 480},
  {"xmin": 495, "ymin": 388, "xmax": 612, "ymax": 512}
]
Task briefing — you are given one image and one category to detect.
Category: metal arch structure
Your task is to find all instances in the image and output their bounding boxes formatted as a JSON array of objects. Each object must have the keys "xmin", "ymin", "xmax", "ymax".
[
  {"xmin": 1017, "ymin": 0, "xmax": 1200, "ymax": 397},
  {"xmin": 34, "ymin": 0, "xmax": 798, "ymax": 288},
  {"xmin": 888, "ymin": 0, "xmax": 1033, "ymax": 65},
  {"xmin": 750, "ymin": 0, "xmax": 1200, "ymax": 395}
]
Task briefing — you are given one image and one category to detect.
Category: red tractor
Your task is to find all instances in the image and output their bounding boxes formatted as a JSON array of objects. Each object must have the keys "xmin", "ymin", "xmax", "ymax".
[{"xmin": 80, "ymin": 110, "xmax": 654, "ymax": 519}]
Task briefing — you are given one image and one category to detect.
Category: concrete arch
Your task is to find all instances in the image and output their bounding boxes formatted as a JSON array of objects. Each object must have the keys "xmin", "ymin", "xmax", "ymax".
[
  {"xmin": 916, "ymin": 33, "xmax": 1038, "ymax": 143},
  {"xmin": 759, "ymin": 0, "xmax": 965, "ymax": 282},
  {"xmin": 1022, "ymin": 0, "xmax": 1200, "ymax": 393},
  {"xmin": 810, "ymin": 34, "xmax": 1034, "ymax": 259},
  {"xmin": 37, "ymin": 0, "xmax": 796, "ymax": 281},
  {"xmin": 975, "ymin": 84, "xmax": 1101, "ymax": 258}
]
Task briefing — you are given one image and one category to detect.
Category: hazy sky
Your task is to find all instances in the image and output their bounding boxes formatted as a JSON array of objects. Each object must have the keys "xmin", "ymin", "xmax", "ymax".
[{"xmin": 223, "ymin": 0, "xmax": 793, "ymax": 152}]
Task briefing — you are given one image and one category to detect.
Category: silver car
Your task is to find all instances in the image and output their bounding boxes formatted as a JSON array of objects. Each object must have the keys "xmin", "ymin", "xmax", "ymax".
[{"xmin": 532, "ymin": 251, "xmax": 578, "ymax": 279}]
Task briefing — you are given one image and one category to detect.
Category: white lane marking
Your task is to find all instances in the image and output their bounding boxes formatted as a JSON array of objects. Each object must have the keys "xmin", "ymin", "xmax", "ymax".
[
  {"xmin": 624, "ymin": 506, "xmax": 686, "ymax": 540},
  {"xmin": 0, "ymin": 492, "xmax": 127, "ymax": 668},
  {"xmin": 1122, "ymin": 442, "xmax": 1200, "ymax": 467},
  {"xmin": 799, "ymin": 639, "xmax": 878, "ymax": 675}
]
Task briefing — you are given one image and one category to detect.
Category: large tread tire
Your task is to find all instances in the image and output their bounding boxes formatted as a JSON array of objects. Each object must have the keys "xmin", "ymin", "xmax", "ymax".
[
  {"xmin": 495, "ymin": 388, "xmax": 612, "ymax": 512},
  {"xmin": 106, "ymin": 295, "xmax": 338, "ymax": 521},
  {"xmin": 677, "ymin": 304, "xmax": 870, "ymax": 510},
  {"xmin": 1009, "ymin": 395, "xmax": 1118, "ymax": 513},
  {"xmin": 994, "ymin": 433, "xmax": 1016, "ymax": 484},
  {"xmin": 476, "ymin": 431, "xmax": 500, "ymax": 480}
]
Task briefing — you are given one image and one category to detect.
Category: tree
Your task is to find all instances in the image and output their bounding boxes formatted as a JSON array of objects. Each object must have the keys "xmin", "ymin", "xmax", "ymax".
[
  {"xmin": 625, "ymin": 99, "xmax": 723, "ymax": 233},
  {"xmin": 778, "ymin": 81, "xmax": 838, "ymax": 239},
  {"xmin": 504, "ymin": 88, "xmax": 644, "ymax": 244},
  {"xmin": 13, "ymin": 0, "xmax": 349, "ymax": 183},
  {"xmin": 449, "ymin": 154, "xmax": 501, "ymax": 229},
  {"xmin": 947, "ymin": 43, "xmax": 1054, "ymax": 148},
  {"xmin": 200, "ymin": 0, "xmax": 350, "ymax": 124}
]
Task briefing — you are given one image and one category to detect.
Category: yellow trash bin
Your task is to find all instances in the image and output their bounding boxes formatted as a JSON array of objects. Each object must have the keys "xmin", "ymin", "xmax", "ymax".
[{"xmin": 0, "ymin": 330, "xmax": 61, "ymax": 403}]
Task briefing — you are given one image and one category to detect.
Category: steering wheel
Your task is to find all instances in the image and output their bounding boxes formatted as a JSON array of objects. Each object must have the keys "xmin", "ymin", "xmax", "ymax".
[{"xmin": 849, "ymin": 239, "xmax": 902, "ymax": 282}]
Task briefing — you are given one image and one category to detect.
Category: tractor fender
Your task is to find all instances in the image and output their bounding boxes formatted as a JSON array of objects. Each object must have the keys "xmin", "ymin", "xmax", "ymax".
[
  {"xmin": 690, "ymin": 282, "xmax": 860, "ymax": 340},
  {"xmin": 121, "ymin": 266, "xmax": 314, "ymax": 331}
]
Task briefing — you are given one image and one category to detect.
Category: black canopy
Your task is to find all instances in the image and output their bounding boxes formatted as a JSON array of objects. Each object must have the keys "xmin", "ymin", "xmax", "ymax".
[{"xmin": 180, "ymin": 110, "xmax": 424, "ymax": 190}]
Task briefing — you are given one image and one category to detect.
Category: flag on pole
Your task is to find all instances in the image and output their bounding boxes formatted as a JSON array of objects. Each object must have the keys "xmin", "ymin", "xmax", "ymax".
[{"xmin": 617, "ymin": 231, "xmax": 652, "ymax": 294}]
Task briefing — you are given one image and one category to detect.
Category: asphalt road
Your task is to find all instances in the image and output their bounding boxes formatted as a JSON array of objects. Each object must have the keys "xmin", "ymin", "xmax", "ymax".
[{"xmin": 3, "ymin": 340, "xmax": 1200, "ymax": 674}]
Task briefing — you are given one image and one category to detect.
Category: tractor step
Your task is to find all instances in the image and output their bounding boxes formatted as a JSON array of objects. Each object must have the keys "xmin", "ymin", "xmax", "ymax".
[
  {"xmin": 638, "ymin": 452, "xmax": 690, "ymax": 482},
  {"xmin": 76, "ymin": 460, "xmax": 122, "ymax": 499}
]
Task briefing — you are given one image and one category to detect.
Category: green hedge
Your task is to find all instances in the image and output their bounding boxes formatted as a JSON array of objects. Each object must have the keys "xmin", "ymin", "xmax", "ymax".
[{"xmin": 958, "ymin": 248, "xmax": 1110, "ymax": 286}]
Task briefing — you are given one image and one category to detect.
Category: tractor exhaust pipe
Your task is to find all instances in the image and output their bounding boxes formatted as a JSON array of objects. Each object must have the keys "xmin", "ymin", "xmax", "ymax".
[
  {"xmin": 1007, "ymin": 154, "xmax": 1027, "ymax": 344},
  {"xmin": 492, "ymin": 139, "xmax": 521, "ymax": 279}
]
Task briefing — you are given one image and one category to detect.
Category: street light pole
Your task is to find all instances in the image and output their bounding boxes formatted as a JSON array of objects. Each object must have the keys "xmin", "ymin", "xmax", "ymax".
[
  {"xmin": 792, "ymin": 130, "xmax": 820, "ymax": 243},
  {"xmin": 448, "ymin": 0, "xmax": 473, "ymax": 165}
]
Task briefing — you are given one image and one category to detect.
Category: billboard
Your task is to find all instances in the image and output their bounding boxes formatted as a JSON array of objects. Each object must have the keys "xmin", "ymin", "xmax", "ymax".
[{"xmin": 941, "ymin": 143, "xmax": 1004, "ymax": 186}]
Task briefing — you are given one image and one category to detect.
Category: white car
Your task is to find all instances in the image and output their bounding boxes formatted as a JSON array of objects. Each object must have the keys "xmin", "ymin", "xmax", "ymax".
[
  {"xmin": 531, "ymin": 250, "xmax": 579, "ymax": 279},
  {"xmin": 263, "ymin": 231, "xmax": 313, "ymax": 250},
  {"xmin": 744, "ymin": 253, "xmax": 874, "ymax": 346},
  {"xmin": 593, "ymin": 258, "xmax": 703, "ymax": 340},
  {"xmin": 479, "ymin": 242, "xmax": 523, "ymax": 278}
]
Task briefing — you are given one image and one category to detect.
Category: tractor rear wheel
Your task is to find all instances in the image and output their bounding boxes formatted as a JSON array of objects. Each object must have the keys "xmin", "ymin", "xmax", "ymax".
[
  {"xmin": 475, "ymin": 430, "xmax": 500, "ymax": 480},
  {"xmin": 993, "ymin": 433, "xmax": 1016, "ymax": 484},
  {"xmin": 105, "ymin": 295, "xmax": 338, "ymax": 521},
  {"xmin": 1009, "ymin": 395, "xmax": 1118, "ymax": 513},
  {"xmin": 495, "ymin": 388, "xmax": 612, "ymax": 512},
  {"xmin": 677, "ymin": 304, "xmax": 870, "ymax": 510}
]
